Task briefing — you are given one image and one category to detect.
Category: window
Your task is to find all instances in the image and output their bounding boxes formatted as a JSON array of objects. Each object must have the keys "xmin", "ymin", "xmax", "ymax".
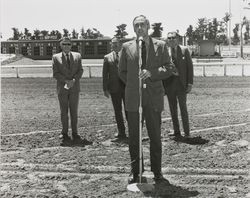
[
  {"xmin": 34, "ymin": 46, "xmax": 40, "ymax": 56},
  {"xmin": 97, "ymin": 42, "xmax": 108, "ymax": 55},
  {"xmin": 9, "ymin": 47, "xmax": 15, "ymax": 54},
  {"xmin": 21, "ymin": 46, "xmax": 28, "ymax": 55},
  {"xmin": 85, "ymin": 42, "xmax": 94, "ymax": 55},
  {"xmin": 46, "ymin": 46, "xmax": 53, "ymax": 56},
  {"xmin": 71, "ymin": 45, "xmax": 78, "ymax": 52}
]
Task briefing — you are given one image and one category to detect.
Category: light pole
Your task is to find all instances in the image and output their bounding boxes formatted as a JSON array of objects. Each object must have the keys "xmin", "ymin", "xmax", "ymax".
[
  {"xmin": 229, "ymin": 0, "xmax": 232, "ymax": 50},
  {"xmin": 240, "ymin": 0, "xmax": 250, "ymax": 58}
]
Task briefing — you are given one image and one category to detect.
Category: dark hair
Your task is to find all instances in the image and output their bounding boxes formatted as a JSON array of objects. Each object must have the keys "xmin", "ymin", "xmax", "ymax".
[
  {"xmin": 132, "ymin": 15, "xmax": 150, "ymax": 27},
  {"xmin": 168, "ymin": 31, "xmax": 181, "ymax": 40}
]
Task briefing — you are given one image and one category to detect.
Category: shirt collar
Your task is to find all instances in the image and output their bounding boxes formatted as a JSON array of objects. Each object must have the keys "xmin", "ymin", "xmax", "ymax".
[{"xmin": 63, "ymin": 51, "xmax": 71, "ymax": 57}]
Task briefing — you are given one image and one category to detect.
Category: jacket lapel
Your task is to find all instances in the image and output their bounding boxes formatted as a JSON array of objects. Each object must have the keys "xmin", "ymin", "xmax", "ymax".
[
  {"xmin": 128, "ymin": 40, "xmax": 138, "ymax": 64},
  {"xmin": 147, "ymin": 38, "xmax": 157, "ymax": 68},
  {"xmin": 61, "ymin": 52, "xmax": 66, "ymax": 65}
]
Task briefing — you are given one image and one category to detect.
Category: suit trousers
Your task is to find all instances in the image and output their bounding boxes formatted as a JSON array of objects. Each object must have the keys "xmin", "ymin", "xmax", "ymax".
[
  {"xmin": 58, "ymin": 89, "xmax": 79, "ymax": 136},
  {"xmin": 127, "ymin": 105, "xmax": 162, "ymax": 175},
  {"xmin": 110, "ymin": 91, "xmax": 127, "ymax": 135},
  {"xmin": 166, "ymin": 76, "xmax": 190, "ymax": 135}
]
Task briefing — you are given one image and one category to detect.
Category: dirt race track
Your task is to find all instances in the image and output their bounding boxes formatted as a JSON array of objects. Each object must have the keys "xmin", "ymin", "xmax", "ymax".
[{"xmin": 1, "ymin": 76, "xmax": 250, "ymax": 198}]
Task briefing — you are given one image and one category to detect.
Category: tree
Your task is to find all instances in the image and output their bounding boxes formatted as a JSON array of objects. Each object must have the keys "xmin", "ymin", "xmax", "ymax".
[
  {"xmin": 24, "ymin": 28, "xmax": 31, "ymax": 39},
  {"xmin": 55, "ymin": 30, "xmax": 62, "ymax": 39},
  {"xmin": 11, "ymin": 27, "xmax": 21, "ymax": 40},
  {"xmin": 41, "ymin": 30, "xmax": 49, "ymax": 37},
  {"xmin": 71, "ymin": 29, "xmax": 78, "ymax": 39},
  {"xmin": 114, "ymin": 24, "xmax": 128, "ymax": 38},
  {"xmin": 186, "ymin": 25, "xmax": 194, "ymax": 45},
  {"xmin": 33, "ymin": 29, "xmax": 41, "ymax": 40},
  {"xmin": 206, "ymin": 18, "xmax": 219, "ymax": 40},
  {"xmin": 193, "ymin": 18, "xmax": 208, "ymax": 41},
  {"xmin": 80, "ymin": 27, "xmax": 86, "ymax": 39},
  {"xmin": 92, "ymin": 28, "xmax": 103, "ymax": 38},
  {"xmin": 63, "ymin": 29, "xmax": 69, "ymax": 37},
  {"xmin": 150, "ymin": 23, "xmax": 163, "ymax": 38},
  {"xmin": 244, "ymin": 23, "xmax": 250, "ymax": 44},
  {"xmin": 85, "ymin": 28, "xmax": 103, "ymax": 39},
  {"xmin": 232, "ymin": 24, "xmax": 240, "ymax": 45}
]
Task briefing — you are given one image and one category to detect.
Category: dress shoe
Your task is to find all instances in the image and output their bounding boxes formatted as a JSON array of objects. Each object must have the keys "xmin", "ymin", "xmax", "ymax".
[
  {"xmin": 111, "ymin": 135, "xmax": 127, "ymax": 142},
  {"xmin": 128, "ymin": 174, "xmax": 139, "ymax": 184},
  {"xmin": 72, "ymin": 134, "xmax": 83, "ymax": 144},
  {"xmin": 153, "ymin": 172, "xmax": 170, "ymax": 184},
  {"xmin": 60, "ymin": 134, "xmax": 71, "ymax": 146},
  {"xmin": 115, "ymin": 133, "xmax": 127, "ymax": 138},
  {"xmin": 81, "ymin": 138, "xmax": 93, "ymax": 145},
  {"xmin": 184, "ymin": 132, "xmax": 190, "ymax": 137},
  {"xmin": 169, "ymin": 132, "xmax": 181, "ymax": 137}
]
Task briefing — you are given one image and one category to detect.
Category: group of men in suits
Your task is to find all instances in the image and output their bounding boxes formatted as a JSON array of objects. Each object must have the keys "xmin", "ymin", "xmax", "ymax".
[
  {"xmin": 52, "ymin": 14, "xmax": 193, "ymax": 184},
  {"xmin": 103, "ymin": 15, "xmax": 193, "ymax": 183}
]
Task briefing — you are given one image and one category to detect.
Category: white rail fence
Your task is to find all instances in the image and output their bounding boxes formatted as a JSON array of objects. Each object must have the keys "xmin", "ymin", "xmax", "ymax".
[{"xmin": 1, "ymin": 62, "xmax": 250, "ymax": 78}]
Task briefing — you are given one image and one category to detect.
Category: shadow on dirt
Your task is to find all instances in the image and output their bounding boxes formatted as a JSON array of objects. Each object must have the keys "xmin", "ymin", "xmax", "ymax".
[
  {"xmin": 173, "ymin": 136, "xmax": 209, "ymax": 145},
  {"xmin": 137, "ymin": 179, "xmax": 199, "ymax": 197}
]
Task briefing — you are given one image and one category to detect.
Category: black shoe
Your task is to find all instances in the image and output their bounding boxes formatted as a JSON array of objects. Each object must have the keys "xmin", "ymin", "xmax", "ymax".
[
  {"xmin": 60, "ymin": 134, "xmax": 71, "ymax": 146},
  {"xmin": 81, "ymin": 138, "xmax": 93, "ymax": 145},
  {"xmin": 128, "ymin": 174, "xmax": 139, "ymax": 184},
  {"xmin": 115, "ymin": 133, "xmax": 127, "ymax": 139},
  {"xmin": 111, "ymin": 135, "xmax": 127, "ymax": 142},
  {"xmin": 169, "ymin": 132, "xmax": 181, "ymax": 137},
  {"xmin": 184, "ymin": 133, "xmax": 190, "ymax": 138},
  {"xmin": 153, "ymin": 172, "xmax": 170, "ymax": 184},
  {"xmin": 72, "ymin": 134, "xmax": 83, "ymax": 144}
]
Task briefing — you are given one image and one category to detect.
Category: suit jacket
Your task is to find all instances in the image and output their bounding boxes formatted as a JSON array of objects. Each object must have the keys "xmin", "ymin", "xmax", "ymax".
[
  {"xmin": 102, "ymin": 51, "xmax": 125, "ymax": 93},
  {"xmin": 118, "ymin": 37, "xmax": 175, "ymax": 112},
  {"xmin": 164, "ymin": 45, "xmax": 193, "ymax": 89},
  {"xmin": 52, "ymin": 52, "xmax": 83, "ymax": 94}
]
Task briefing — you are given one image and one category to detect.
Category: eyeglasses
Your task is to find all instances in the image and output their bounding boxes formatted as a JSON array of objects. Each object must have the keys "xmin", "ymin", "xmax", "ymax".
[
  {"xmin": 168, "ymin": 37, "xmax": 176, "ymax": 40},
  {"xmin": 62, "ymin": 43, "xmax": 71, "ymax": 46}
]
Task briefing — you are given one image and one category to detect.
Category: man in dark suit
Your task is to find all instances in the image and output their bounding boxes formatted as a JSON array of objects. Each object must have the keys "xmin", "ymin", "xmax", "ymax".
[
  {"xmin": 102, "ymin": 37, "xmax": 128, "ymax": 141},
  {"xmin": 119, "ymin": 15, "xmax": 177, "ymax": 183},
  {"xmin": 52, "ymin": 37, "xmax": 92, "ymax": 146},
  {"xmin": 164, "ymin": 31, "xmax": 193, "ymax": 139}
]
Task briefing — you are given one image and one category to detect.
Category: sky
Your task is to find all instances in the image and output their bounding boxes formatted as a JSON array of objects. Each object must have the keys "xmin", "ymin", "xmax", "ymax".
[{"xmin": 0, "ymin": 0, "xmax": 249, "ymax": 40}]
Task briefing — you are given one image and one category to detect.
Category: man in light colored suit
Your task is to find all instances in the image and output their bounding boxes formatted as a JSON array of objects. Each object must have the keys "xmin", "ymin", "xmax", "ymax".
[
  {"xmin": 119, "ymin": 15, "xmax": 177, "ymax": 183},
  {"xmin": 52, "ymin": 37, "xmax": 92, "ymax": 146},
  {"xmin": 102, "ymin": 37, "xmax": 128, "ymax": 141},
  {"xmin": 163, "ymin": 31, "xmax": 193, "ymax": 139}
]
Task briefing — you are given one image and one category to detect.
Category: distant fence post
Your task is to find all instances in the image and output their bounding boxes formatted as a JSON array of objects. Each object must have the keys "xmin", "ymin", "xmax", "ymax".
[
  {"xmin": 242, "ymin": 64, "xmax": 245, "ymax": 77},
  {"xmin": 203, "ymin": 65, "xmax": 206, "ymax": 77},
  {"xmin": 16, "ymin": 67, "xmax": 20, "ymax": 78},
  {"xmin": 88, "ymin": 66, "xmax": 92, "ymax": 78}
]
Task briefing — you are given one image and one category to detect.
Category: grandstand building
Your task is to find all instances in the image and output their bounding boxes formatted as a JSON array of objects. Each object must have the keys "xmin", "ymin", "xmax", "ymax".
[{"xmin": 1, "ymin": 38, "xmax": 113, "ymax": 59}]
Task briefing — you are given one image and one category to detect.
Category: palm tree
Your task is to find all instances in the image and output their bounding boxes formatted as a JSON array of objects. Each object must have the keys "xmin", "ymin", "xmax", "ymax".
[
  {"xmin": 150, "ymin": 23, "xmax": 163, "ymax": 38},
  {"xmin": 114, "ymin": 24, "xmax": 128, "ymax": 38}
]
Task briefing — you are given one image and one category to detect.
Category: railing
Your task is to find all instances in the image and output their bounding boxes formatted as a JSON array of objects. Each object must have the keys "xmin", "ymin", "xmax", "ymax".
[
  {"xmin": 1, "ymin": 62, "xmax": 250, "ymax": 78},
  {"xmin": 193, "ymin": 62, "xmax": 250, "ymax": 77}
]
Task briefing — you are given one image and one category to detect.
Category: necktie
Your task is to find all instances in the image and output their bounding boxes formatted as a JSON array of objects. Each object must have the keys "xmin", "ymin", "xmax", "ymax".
[
  {"xmin": 141, "ymin": 41, "xmax": 146, "ymax": 69},
  {"xmin": 115, "ymin": 52, "xmax": 119, "ymax": 65},
  {"xmin": 66, "ymin": 53, "xmax": 70, "ymax": 69},
  {"xmin": 171, "ymin": 48, "xmax": 176, "ymax": 63}
]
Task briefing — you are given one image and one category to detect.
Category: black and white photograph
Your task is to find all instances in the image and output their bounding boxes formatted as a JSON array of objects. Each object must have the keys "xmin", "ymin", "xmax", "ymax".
[{"xmin": 1, "ymin": 0, "xmax": 250, "ymax": 197}]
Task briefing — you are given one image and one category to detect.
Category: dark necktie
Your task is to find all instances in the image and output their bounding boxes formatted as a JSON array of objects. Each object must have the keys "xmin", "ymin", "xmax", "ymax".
[
  {"xmin": 115, "ymin": 52, "xmax": 119, "ymax": 65},
  {"xmin": 66, "ymin": 53, "xmax": 70, "ymax": 69},
  {"xmin": 141, "ymin": 41, "xmax": 146, "ymax": 69},
  {"xmin": 171, "ymin": 48, "xmax": 176, "ymax": 63}
]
